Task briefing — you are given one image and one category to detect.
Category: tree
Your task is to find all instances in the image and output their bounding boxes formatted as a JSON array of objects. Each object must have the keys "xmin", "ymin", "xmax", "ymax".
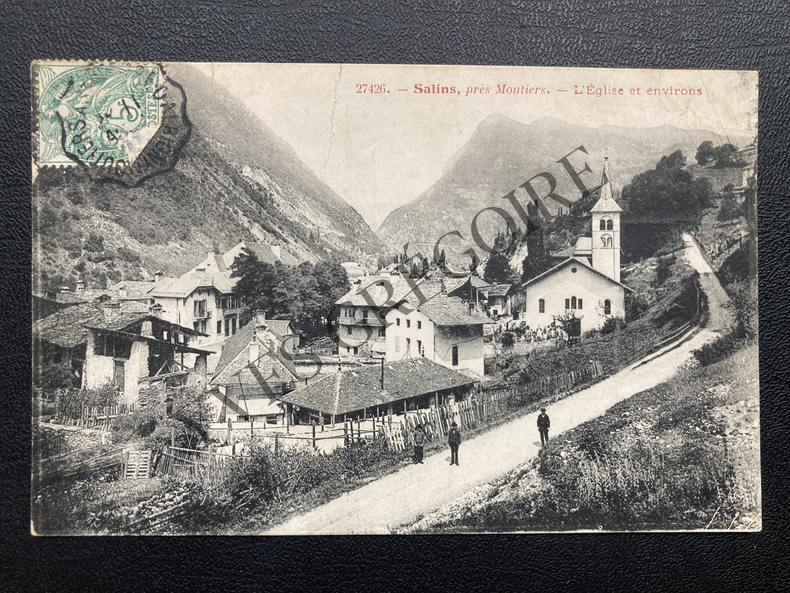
[
  {"xmin": 695, "ymin": 140, "xmax": 715, "ymax": 165},
  {"xmin": 469, "ymin": 253, "xmax": 479, "ymax": 272},
  {"xmin": 621, "ymin": 150, "xmax": 712, "ymax": 222},
  {"xmin": 230, "ymin": 249, "xmax": 349, "ymax": 339},
  {"xmin": 484, "ymin": 252, "xmax": 513, "ymax": 284},
  {"xmin": 713, "ymin": 143, "xmax": 741, "ymax": 168},
  {"xmin": 520, "ymin": 202, "xmax": 550, "ymax": 283}
]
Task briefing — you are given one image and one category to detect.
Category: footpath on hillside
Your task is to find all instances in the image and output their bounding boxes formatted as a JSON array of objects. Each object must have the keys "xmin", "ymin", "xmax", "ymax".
[{"xmin": 266, "ymin": 233, "xmax": 733, "ymax": 535}]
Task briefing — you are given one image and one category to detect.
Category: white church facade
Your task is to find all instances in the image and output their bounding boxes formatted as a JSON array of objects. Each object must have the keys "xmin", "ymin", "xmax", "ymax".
[{"xmin": 520, "ymin": 158, "xmax": 631, "ymax": 335}]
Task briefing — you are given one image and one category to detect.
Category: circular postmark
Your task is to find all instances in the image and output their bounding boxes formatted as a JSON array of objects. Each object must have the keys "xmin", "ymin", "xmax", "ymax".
[{"xmin": 34, "ymin": 61, "xmax": 191, "ymax": 186}]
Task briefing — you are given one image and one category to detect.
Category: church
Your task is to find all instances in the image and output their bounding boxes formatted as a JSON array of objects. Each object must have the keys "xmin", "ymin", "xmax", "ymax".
[{"xmin": 519, "ymin": 158, "xmax": 631, "ymax": 335}]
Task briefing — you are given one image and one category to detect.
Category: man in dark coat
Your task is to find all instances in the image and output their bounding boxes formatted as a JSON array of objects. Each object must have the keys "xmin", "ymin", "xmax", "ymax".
[
  {"xmin": 537, "ymin": 408, "xmax": 550, "ymax": 447},
  {"xmin": 413, "ymin": 424, "xmax": 426, "ymax": 464},
  {"xmin": 448, "ymin": 421, "xmax": 461, "ymax": 466}
]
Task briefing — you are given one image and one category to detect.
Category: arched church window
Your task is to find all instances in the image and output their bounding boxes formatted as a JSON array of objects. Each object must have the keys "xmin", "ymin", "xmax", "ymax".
[
  {"xmin": 604, "ymin": 299, "xmax": 611, "ymax": 315},
  {"xmin": 606, "ymin": 219, "xmax": 614, "ymax": 230},
  {"xmin": 538, "ymin": 299, "xmax": 545, "ymax": 313},
  {"xmin": 599, "ymin": 219, "xmax": 606, "ymax": 230},
  {"xmin": 571, "ymin": 296, "xmax": 577, "ymax": 309},
  {"xmin": 565, "ymin": 298, "xmax": 570, "ymax": 309},
  {"xmin": 578, "ymin": 298, "xmax": 583, "ymax": 310}
]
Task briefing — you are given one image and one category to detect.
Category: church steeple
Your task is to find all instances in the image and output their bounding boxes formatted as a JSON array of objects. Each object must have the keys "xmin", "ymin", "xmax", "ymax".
[{"xmin": 590, "ymin": 157, "xmax": 622, "ymax": 283}]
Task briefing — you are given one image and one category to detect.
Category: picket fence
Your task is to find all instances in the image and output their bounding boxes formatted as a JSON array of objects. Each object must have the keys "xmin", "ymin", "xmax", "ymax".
[{"xmin": 382, "ymin": 359, "xmax": 603, "ymax": 452}]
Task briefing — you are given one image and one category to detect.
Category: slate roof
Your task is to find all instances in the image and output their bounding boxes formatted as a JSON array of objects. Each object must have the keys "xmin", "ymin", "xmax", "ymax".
[
  {"xmin": 33, "ymin": 301, "xmax": 148, "ymax": 349},
  {"xmin": 242, "ymin": 243, "xmax": 300, "ymax": 266},
  {"xmin": 107, "ymin": 280, "xmax": 157, "ymax": 299},
  {"xmin": 149, "ymin": 271, "xmax": 237, "ymax": 298},
  {"xmin": 417, "ymin": 294, "xmax": 493, "ymax": 326},
  {"xmin": 336, "ymin": 275, "xmax": 414, "ymax": 308},
  {"xmin": 212, "ymin": 320, "xmax": 298, "ymax": 384},
  {"xmin": 280, "ymin": 358, "xmax": 477, "ymax": 416},
  {"xmin": 54, "ymin": 290, "xmax": 113, "ymax": 304},
  {"xmin": 266, "ymin": 319, "xmax": 295, "ymax": 339},
  {"xmin": 590, "ymin": 160, "xmax": 623, "ymax": 213},
  {"xmin": 486, "ymin": 283, "xmax": 513, "ymax": 298}
]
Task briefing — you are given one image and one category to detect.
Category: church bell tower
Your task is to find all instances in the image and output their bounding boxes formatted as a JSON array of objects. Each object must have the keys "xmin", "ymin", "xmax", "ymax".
[{"xmin": 590, "ymin": 158, "xmax": 623, "ymax": 283}]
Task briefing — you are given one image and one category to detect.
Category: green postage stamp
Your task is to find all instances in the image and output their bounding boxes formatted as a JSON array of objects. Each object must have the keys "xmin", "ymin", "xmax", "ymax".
[
  {"xmin": 32, "ymin": 61, "xmax": 190, "ymax": 185},
  {"xmin": 35, "ymin": 62, "xmax": 162, "ymax": 167}
]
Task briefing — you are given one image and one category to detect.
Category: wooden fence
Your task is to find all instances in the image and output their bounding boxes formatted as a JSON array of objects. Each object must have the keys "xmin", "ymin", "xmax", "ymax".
[
  {"xmin": 55, "ymin": 402, "xmax": 136, "ymax": 430},
  {"xmin": 155, "ymin": 445, "xmax": 239, "ymax": 488},
  {"xmin": 382, "ymin": 360, "xmax": 603, "ymax": 452}
]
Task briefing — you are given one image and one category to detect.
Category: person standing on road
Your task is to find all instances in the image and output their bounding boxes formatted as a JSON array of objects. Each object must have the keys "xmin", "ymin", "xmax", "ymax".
[
  {"xmin": 448, "ymin": 421, "xmax": 461, "ymax": 466},
  {"xmin": 537, "ymin": 408, "xmax": 550, "ymax": 447},
  {"xmin": 413, "ymin": 424, "xmax": 426, "ymax": 464}
]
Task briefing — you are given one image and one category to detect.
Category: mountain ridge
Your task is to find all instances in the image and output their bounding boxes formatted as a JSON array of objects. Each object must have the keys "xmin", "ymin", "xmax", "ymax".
[
  {"xmin": 32, "ymin": 65, "xmax": 385, "ymax": 293},
  {"xmin": 376, "ymin": 115, "xmax": 743, "ymax": 258}
]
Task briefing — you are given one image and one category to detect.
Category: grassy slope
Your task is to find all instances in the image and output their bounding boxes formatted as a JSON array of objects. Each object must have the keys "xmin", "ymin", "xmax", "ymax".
[{"xmin": 407, "ymin": 343, "xmax": 759, "ymax": 532}]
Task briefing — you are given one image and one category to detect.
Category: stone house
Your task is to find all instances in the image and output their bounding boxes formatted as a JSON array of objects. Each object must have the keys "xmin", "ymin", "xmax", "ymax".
[
  {"xmin": 33, "ymin": 299, "xmax": 150, "ymax": 389},
  {"xmin": 82, "ymin": 302, "xmax": 210, "ymax": 403}
]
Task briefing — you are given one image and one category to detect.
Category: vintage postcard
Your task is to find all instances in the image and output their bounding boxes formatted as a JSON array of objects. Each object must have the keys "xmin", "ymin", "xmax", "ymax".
[{"xmin": 31, "ymin": 62, "xmax": 759, "ymax": 535}]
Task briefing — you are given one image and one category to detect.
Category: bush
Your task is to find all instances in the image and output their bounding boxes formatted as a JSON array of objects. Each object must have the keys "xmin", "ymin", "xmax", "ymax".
[
  {"xmin": 717, "ymin": 194, "xmax": 744, "ymax": 222},
  {"xmin": 693, "ymin": 333, "xmax": 746, "ymax": 367},
  {"xmin": 500, "ymin": 332, "xmax": 515, "ymax": 349},
  {"xmin": 83, "ymin": 233, "xmax": 105, "ymax": 252},
  {"xmin": 110, "ymin": 386, "xmax": 212, "ymax": 449},
  {"xmin": 117, "ymin": 246, "xmax": 141, "ymax": 263},
  {"xmin": 600, "ymin": 317, "xmax": 618, "ymax": 335}
]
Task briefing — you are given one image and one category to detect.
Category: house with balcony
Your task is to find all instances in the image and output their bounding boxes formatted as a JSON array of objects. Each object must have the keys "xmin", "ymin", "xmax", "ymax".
[
  {"xmin": 81, "ymin": 302, "xmax": 210, "ymax": 403},
  {"xmin": 148, "ymin": 271, "xmax": 243, "ymax": 344},
  {"xmin": 448, "ymin": 275, "xmax": 517, "ymax": 319},
  {"xmin": 334, "ymin": 274, "xmax": 416, "ymax": 358}
]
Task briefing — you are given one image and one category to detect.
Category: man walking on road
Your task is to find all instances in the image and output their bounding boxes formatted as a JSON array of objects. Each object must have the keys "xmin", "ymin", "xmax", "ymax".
[
  {"xmin": 448, "ymin": 421, "xmax": 461, "ymax": 465},
  {"xmin": 537, "ymin": 408, "xmax": 550, "ymax": 447},
  {"xmin": 413, "ymin": 424, "xmax": 425, "ymax": 464}
]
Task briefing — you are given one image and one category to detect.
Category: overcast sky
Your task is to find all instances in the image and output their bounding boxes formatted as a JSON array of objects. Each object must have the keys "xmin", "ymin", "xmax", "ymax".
[{"xmin": 194, "ymin": 63, "xmax": 757, "ymax": 231}]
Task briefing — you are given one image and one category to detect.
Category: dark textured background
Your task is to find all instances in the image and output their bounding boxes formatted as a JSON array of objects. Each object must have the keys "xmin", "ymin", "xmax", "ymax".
[{"xmin": 2, "ymin": 1, "xmax": 788, "ymax": 590}]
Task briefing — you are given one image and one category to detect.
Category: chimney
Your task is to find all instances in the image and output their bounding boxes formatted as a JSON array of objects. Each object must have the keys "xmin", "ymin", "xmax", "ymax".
[
  {"xmin": 253, "ymin": 309, "xmax": 267, "ymax": 330},
  {"xmin": 249, "ymin": 339, "xmax": 260, "ymax": 366},
  {"xmin": 75, "ymin": 280, "xmax": 85, "ymax": 292},
  {"xmin": 149, "ymin": 303, "xmax": 163, "ymax": 319},
  {"xmin": 154, "ymin": 270, "xmax": 163, "ymax": 283},
  {"xmin": 270, "ymin": 244, "xmax": 281, "ymax": 260},
  {"xmin": 103, "ymin": 301, "xmax": 122, "ymax": 324}
]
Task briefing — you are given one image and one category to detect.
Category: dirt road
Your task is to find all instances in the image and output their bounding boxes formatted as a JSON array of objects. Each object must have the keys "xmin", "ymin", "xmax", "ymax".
[{"xmin": 266, "ymin": 234, "xmax": 732, "ymax": 535}]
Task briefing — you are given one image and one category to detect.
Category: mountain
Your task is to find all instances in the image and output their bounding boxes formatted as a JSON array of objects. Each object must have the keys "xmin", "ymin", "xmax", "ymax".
[
  {"xmin": 32, "ymin": 64, "xmax": 385, "ymax": 293},
  {"xmin": 376, "ymin": 115, "xmax": 743, "ymax": 259}
]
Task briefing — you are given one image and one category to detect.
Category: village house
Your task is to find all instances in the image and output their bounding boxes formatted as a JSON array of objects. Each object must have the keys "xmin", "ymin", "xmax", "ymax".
[
  {"xmin": 190, "ymin": 241, "xmax": 299, "ymax": 275},
  {"xmin": 519, "ymin": 158, "xmax": 631, "ymax": 335},
  {"xmin": 148, "ymin": 271, "xmax": 243, "ymax": 343},
  {"xmin": 280, "ymin": 358, "xmax": 477, "ymax": 425},
  {"xmin": 448, "ymin": 275, "xmax": 517, "ymax": 319},
  {"xmin": 33, "ymin": 299, "xmax": 150, "ymax": 388},
  {"xmin": 385, "ymin": 289, "xmax": 492, "ymax": 379},
  {"xmin": 207, "ymin": 311, "xmax": 299, "ymax": 425},
  {"xmin": 334, "ymin": 274, "xmax": 414, "ymax": 358},
  {"xmin": 81, "ymin": 302, "xmax": 210, "ymax": 403}
]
